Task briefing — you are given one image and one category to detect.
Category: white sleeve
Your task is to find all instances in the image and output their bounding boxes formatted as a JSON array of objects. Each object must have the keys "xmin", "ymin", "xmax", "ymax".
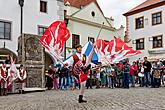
[
  {"xmin": 8, "ymin": 69, "xmax": 11, "ymax": 77},
  {"xmin": 24, "ymin": 71, "xmax": 27, "ymax": 80}
]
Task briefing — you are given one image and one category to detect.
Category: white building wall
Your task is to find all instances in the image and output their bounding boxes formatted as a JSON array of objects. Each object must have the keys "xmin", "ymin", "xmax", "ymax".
[
  {"xmin": 127, "ymin": 5, "xmax": 165, "ymax": 60},
  {"xmin": 0, "ymin": 0, "xmax": 63, "ymax": 55},
  {"xmin": 73, "ymin": 2, "xmax": 110, "ymax": 27}
]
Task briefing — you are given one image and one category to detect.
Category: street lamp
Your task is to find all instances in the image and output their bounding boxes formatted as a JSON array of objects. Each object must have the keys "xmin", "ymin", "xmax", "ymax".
[
  {"xmin": 18, "ymin": 0, "xmax": 24, "ymax": 34},
  {"xmin": 64, "ymin": 18, "xmax": 69, "ymax": 59}
]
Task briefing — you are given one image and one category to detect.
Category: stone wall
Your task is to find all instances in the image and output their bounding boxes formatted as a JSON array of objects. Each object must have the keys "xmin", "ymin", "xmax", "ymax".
[{"xmin": 18, "ymin": 34, "xmax": 45, "ymax": 88}]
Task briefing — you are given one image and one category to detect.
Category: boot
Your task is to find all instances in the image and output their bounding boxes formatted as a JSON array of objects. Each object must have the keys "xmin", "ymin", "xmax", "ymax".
[
  {"xmin": 19, "ymin": 90, "xmax": 21, "ymax": 94},
  {"xmin": 78, "ymin": 95, "xmax": 87, "ymax": 103}
]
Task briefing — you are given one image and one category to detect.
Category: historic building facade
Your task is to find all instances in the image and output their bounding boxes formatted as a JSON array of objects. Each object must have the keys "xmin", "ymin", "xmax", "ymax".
[
  {"xmin": 0, "ymin": 0, "xmax": 64, "ymax": 61},
  {"xmin": 124, "ymin": 0, "xmax": 165, "ymax": 61},
  {"xmin": 64, "ymin": 0, "xmax": 125, "ymax": 57},
  {"xmin": 0, "ymin": 0, "xmax": 64, "ymax": 88}
]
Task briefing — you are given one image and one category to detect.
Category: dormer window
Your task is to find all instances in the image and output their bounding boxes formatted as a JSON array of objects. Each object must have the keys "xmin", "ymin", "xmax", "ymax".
[{"xmin": 91, "ymin": 11, "xmax": 95, "ymax": 17}]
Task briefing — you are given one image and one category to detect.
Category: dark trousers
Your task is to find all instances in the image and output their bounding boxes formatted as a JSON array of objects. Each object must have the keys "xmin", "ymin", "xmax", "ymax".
[
  {"xmin": 123, "ymin": 73, "xmax": 129, "ymax": 88},
  {"xmin": 144, "ymin": 72, "xmax": 150, "ymax": 87},
  {"xmin": 86, "ymin": 78, "xmax": 92, "ymax": 89},
  {"xmin": 153, "ymin": 78, "xmax": 160, "ymax": 88}
]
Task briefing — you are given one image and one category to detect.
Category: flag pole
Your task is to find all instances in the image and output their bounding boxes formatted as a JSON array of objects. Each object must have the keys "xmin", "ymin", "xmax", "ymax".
[
  {"xmin": 96, "ymin": 22, "xmax": 104, "ymax": 40},
  {"xmin": 86, "ymin": 22, "xmax": 104, "ymax": 65}
]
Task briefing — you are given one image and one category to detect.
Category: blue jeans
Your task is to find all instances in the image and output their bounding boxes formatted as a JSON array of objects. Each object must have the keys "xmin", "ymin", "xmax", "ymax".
[
  {"xmin": 60, "ymin": 77, "xmax": 67, "ymax": 90},
  {"xmin": 107, "ymin": 77, "xmax": 114, "ymax": 88},
  {"xmin": 139, "ymin": 77, "xmax": 144, "ymax": 87},
  {"xmin": 144, "ymin": 72, "xmax": 150, "ymax": 87},
  {"xmin": 130, "ymin": 75, "xmax": 135, "ymax": 87}
]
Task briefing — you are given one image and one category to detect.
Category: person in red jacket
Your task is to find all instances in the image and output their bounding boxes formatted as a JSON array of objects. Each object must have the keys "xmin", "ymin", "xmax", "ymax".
[{"xmin": 130, "ymin": 61, "xmax": 138, "ymax": 87}]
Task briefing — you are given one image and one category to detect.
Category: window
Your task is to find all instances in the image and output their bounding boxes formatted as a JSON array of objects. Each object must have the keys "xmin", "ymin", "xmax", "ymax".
[
  {"xmin": 88, "ymin": 37, "xmax": 95, "ymax": 43},
  {"xmin": 0, "ymin": 21, "xmax": 11, "ymax": 40},
  {"xmin": 135, "ymin": 17, "xmax": 144, "ymax": 29},
  {"xmin": 38, "ymin": 26, "xmax": 47, "ymax": 36},
  {"xmin": 153, "ymin": 35, "xmax": 162, "ymax": 48},
  {"xmin": 136, "ymin": 38, "xmax": 144, "ymax": 50},
  {"xmin": 40, "ymin": 1, "xmax": 47, "ymax": 13},
  {"xmin": 72, "ymin": 34, "xmax": 80, "ymax": 48},
  {"xmin": 152, "ymin": 12, "xmax": 162, "ymax": 25}
]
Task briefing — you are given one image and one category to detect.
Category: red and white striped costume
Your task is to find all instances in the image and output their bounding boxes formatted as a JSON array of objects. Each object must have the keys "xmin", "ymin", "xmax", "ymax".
[{"xmin": 73, "ymin": 54, "xmax": 89, "ymax": 83}]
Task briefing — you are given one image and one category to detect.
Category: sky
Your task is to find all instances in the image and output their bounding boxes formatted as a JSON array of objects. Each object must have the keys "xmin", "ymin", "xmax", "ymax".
[{"xmin": 97, "ymin": 0, "xmax": 146, "ymax": 28}]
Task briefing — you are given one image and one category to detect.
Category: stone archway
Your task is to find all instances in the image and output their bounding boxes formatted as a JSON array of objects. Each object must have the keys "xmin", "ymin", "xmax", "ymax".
[
  {"xmin": 44, "ymin": 52, "xmax": 54, "ymax": 70},
  {"xmin": 0, "ymin": 48, "xmax": 17, "ymax": 63}
]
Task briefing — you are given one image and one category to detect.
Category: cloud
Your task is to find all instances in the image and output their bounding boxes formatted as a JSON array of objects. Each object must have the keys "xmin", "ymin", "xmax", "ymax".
[{"xmin": 97, "ymin": 0, "xmax": 146, "ymax": 28}]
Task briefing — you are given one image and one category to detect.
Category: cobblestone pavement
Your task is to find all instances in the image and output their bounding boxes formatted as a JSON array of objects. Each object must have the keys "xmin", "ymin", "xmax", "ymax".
[{"xmin": 0, "ymin": 87, "xmax": 165, "ymax": 110}]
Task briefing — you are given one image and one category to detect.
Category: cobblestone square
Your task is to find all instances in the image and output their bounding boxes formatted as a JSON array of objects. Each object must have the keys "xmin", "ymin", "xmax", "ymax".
[{"xmin": 0, "ymin": 87, "xmax": 165, "ymax": 110}]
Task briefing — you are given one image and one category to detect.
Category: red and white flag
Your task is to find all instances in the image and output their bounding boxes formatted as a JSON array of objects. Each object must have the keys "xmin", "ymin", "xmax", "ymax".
[
  {"xmin": 40, "ymin": 21, "xmax": 70, "ymax": 62},
  {"xmin": 95, "ymin": 39, "xmax": 112, "ymax": 65},
  {"xmin": 8, "ymin": 57, "xmax": 18, "ymax": 87},
  {"xmin": 95, "ymin": 38, "xmax": 141, "ymax": 64}
]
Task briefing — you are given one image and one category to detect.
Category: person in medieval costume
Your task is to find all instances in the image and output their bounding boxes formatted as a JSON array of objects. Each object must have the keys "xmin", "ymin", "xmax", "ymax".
[
  {"xmin": 17, "ymin": 64, "xmax": 27, "ymax": 94},
  {"xmin": 0, "ymin": 62, "xmax": 10, "ymax": 96},
  {"xmin": 65, "ymin": 44, "xmax": 91, "ymax": 103}
]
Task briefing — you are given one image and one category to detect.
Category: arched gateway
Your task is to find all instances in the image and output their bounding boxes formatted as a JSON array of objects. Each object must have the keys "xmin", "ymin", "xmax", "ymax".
[{"xmin": 0, "ymin": 48, "xmax": 17, "ymax": 64}]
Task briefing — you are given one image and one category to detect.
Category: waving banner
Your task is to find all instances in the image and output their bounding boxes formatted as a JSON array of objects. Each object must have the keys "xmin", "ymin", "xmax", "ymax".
[
  {"xmin": 40, "ymin": 21, "xmax": 70, "ymax": 62},
  {"xmin": 95, "ymin": 38, "xmax": 141, "ymax": 64}
]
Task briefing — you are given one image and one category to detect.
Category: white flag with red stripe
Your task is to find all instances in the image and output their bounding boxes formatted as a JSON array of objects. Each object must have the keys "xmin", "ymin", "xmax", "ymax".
[
  {"xmin": 95, "ymin": 38, "xmax": 141, "ymax": 64},
  {"xmin": 8, "ymin": 56, "xmax": 18, "ymax": 87},
  {"xmin": 40, "ymin": 21, "xmax": 70, "ymax": 62}
]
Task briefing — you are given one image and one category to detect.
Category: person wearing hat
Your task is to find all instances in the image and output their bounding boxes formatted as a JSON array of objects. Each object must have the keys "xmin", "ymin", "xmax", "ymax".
[
  {"xmin": 0, "ymin": 62, "xmax": 10, "ymax": 96},
  {"xmin": 65, "ymin": 44, "xmax": 91, "ymax": 103},
  {"xmin": 17, "ymin": 64, "xmax": 27, "ymax": 94}
]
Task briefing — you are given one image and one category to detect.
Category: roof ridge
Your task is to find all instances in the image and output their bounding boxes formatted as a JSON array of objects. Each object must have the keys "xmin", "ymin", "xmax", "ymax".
[{"xmin": 123, "ymin": 0, "xmax": 164, "ymax": 16}]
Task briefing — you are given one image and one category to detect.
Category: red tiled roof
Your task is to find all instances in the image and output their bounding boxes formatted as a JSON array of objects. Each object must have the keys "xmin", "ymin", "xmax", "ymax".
[
  {"xmin": 123, "ymin": 0, "xmax": 165, "ymax": 16},
  {"xmin": 64, "ymin": 0, "xmax": 103, "ymax": 13}
]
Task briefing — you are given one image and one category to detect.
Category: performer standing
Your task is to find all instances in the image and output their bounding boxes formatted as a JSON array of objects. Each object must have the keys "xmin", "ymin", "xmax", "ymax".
[
  {"xmin": 0, "ymin": 62, "xmax": 10, "ymax": 96},
  {"xmin": 18, "ymin": 65, "xmax": 27, "ymax": 94},
  {"xmin": 65, "ymin": 44, "xmax": 91, "ymax": 103}
]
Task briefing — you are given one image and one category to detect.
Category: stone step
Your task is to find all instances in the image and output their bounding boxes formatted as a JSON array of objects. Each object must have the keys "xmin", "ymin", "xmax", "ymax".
[{"xmin": 23, "ymin": 88, "xmax": 46, "ymax": 92}]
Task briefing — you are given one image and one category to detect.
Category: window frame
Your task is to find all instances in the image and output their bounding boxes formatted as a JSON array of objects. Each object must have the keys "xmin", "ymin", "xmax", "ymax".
[
  {"xmin": 135, "ymin": 16, "xmax": 144, "ymax": 29},
  {"xmin": 72, "ymin": 34, "xmax": 80, "ymax": 48},
  {"xmin": 152, "ymin": 11, "xmax": 162, "ymax": 26},
  {"xmin": 40, "ymin": 0, "xmax": 47, "ymax": 13},
  {"xmin": 38, "ymin": 26, "xmax": 47, "ymax": 36},
  {"xmin": 0, "ymin": 21, "xmax": 11, "ymax": 40},
  {"xmin": 88, "ymin": 37, "xmax": 95, "ymax": 43},
  {"xmin": 152, "ymin": 35, "xmax": 163, "ymax": 48},
  {"xmin": 135, "ymin": 38, "xmax": 145, "ymax": 50}
]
